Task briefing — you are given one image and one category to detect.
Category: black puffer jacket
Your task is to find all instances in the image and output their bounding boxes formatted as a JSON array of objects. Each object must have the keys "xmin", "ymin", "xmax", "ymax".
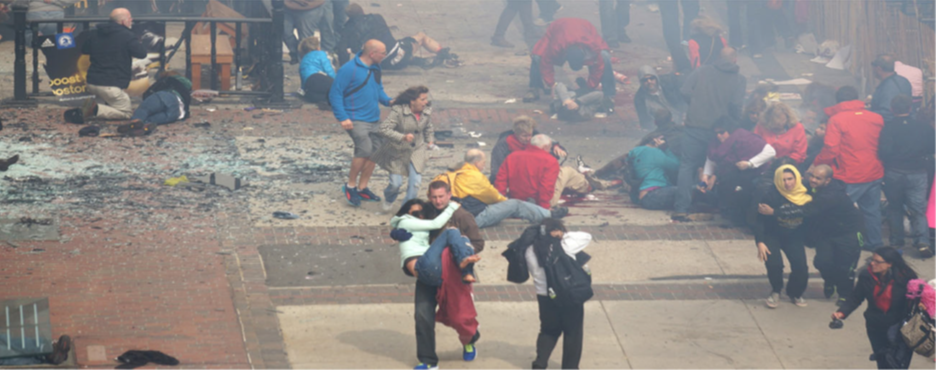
[
  {"xmin": 502, "ymin": 225, "xmax": 591, "ymax": 284},
  {"xmin": 81, "ymin": 22, "xmax": 147, "ymax": 88}
]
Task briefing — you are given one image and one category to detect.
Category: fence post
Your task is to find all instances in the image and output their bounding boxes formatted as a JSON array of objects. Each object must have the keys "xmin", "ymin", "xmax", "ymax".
[
  {"xmin": 12, "ymin": 5, "xmax": 28, "ymax": 102},
  {"xmin": 269, "ymin": 0, "xmax": 284, "ymax": 103}
]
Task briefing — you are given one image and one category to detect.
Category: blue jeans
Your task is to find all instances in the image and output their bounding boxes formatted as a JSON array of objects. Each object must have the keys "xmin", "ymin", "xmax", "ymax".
[
  {"xmin": 474, "ymin": 199, "xmax": 550, "ymax": 228},
  {"xmin": 846, "ymin": 179, "xmax": 884, "ymax": 249},
  {"xmin": 384, "ymin": 162, "xmax": 421, "ymax": 204},
  {"xmin": 639, "ymin": 186, "xmax": 677, "ymax": 210},
  {"xmin": 131, "ymin": 91, "xmax": 181, "ymax": 125},
  {"xmin": 414, "ymin": 229, "xmax": 475, "ymax": 286},
  {"xmin": 25, "ymin": 10, "xmax": 64, "ymax": 47},
  {"xmin": 883, "ymin": 171, "xmax": 929, "ymax": 246}
]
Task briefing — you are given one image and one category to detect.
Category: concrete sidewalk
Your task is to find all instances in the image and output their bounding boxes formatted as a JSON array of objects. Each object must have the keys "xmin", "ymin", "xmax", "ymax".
[{"xmin": 277, "ymin": 300, "xmax": 934, "ymax": 369}]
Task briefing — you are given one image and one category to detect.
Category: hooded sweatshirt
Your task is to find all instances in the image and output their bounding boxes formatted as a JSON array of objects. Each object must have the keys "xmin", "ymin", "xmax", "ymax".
[
  {"xmin": 391, "ymin": 202, "xmax": 459, "ymax": 267},
  {"xmin": 634, "ymin": 65, "xmax": 684, "ymax": 127},
  {"xmin": 681, "ymin": 61, "xmax": 746, "ymax": 130},
  {"xmin": 814, "ymin": 100, "xmax": 885, "ymax": 184},
  {"xmin": 328, "ymin": 52, "xmax": 392, "ymax": 123},
  {"xmin": 81, "ymin": 21, "xmax": 147, "ymax": 89}
]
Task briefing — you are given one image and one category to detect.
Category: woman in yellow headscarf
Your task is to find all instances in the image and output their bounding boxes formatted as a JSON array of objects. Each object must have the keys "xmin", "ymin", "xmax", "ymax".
[{"xmin": 754, "ymin": 164, "xmax": 812, "ymax": 309}]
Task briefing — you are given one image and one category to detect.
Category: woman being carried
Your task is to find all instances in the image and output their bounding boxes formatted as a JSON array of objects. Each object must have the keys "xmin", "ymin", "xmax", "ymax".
[{"xmin": 392, "ymin": 199, "xmax": 480, "ymax": 285}]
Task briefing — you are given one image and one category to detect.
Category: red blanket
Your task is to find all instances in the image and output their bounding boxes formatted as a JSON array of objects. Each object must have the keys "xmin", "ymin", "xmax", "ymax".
[{"xmin": 435, "ymin": 248, "xmax": 479, "ymax": 346}]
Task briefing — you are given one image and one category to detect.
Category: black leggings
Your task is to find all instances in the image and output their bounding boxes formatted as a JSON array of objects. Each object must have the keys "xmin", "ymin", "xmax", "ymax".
[
  {"xmin": 762, "ymin": 229, "xmax": 809, "ymax": 298},
  {"xmin": 302, "ymin": 73, "xmax": 333, "ymax": 104},
  {"xmin": 812, "ymin": 233, "xmax": 861, "ymax": 300},
  {"xmin": 533, "ymin": 295, "xmax": 583, "ymax": 370}
]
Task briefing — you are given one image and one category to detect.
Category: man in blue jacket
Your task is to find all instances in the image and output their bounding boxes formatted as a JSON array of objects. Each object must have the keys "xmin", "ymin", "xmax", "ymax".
[
  {"xmin": 328, "ymin": 39, "xmax": 392, "ymax": 207},
  {"xmin": 869, "ymin": 54, "xmax": 912, "ymax": 122}
]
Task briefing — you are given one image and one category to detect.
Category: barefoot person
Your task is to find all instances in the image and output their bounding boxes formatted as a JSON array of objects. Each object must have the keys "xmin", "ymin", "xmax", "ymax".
[{"xmin": 392, "ymin": 199, "xmax": 481, "ymax": 285}]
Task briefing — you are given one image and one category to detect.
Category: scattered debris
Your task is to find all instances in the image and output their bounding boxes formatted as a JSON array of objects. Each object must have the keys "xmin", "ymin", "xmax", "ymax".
[
  {"xmin": 504, "ymin": 98, "xmax": 517, "ymax": 104},
  {"xmin": 272, "ymin": 211, "xmax": 300, "ymax": 219}
]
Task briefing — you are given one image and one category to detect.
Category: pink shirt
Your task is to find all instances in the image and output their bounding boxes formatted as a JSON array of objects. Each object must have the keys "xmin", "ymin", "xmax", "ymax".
[{"xmin": 895, "ymin": 61, "xmax": 923, "ymax": 97}]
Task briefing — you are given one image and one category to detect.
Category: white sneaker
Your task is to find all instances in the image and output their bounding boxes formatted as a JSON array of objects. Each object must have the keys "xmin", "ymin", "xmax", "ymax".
[
  {"xmin": 792, "ymin": 297, "xmax": 808, "ymax": 307},
  {"xmin": 765, "ymin": 292, "xmax": 780, "ymax": 309}
]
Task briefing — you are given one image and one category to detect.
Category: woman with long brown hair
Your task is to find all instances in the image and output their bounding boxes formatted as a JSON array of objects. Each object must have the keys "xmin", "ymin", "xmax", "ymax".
[{"xmin": 373, "ymin": 86, "xmax": 434, "ymax": 211}]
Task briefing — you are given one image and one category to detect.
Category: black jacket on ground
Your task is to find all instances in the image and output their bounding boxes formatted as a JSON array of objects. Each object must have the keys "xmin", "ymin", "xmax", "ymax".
[
  {"xmin": 839, "ymin": 267, "xmax": 915, "ymax": 325},
  {"xmin": 81, "ymin": 22, "xmax": 147, "ymax": 88},
  {"xmin": 877, "ymin": 115, "xmax": 935, "ymax": 173},
  {"xmin": 336, "ymin": 14, "xmax": 396, "ymax": 66},
  {"xmin": 774, "ymin": 179, "xmax": 863, "ymax": 243}
]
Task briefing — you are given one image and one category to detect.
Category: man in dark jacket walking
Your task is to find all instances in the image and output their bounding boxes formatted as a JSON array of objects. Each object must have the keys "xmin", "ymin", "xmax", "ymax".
[
  {"xmin": 870, "ymin": 54, "xmax": 912, "ymax": 122},
  {"xmin": 672, "ymin": 47, "xmax": 745, "ymax": 222},
  {"xmin": 79, "ymin": 8, "xmax": 146, "ymax": 120},
  {"xmin": 773, "ymin": 164, "xmax": 865, "ymax": 305},
  {"xmin": 878, "ymin": 95, "xmax": 935, "ymax": 257}
]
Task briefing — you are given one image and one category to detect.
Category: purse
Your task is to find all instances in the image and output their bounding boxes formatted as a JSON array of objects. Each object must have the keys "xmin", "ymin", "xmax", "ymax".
[{"xmin": 900, "ymin": 284, "xmax": 935, "ymax": 357}]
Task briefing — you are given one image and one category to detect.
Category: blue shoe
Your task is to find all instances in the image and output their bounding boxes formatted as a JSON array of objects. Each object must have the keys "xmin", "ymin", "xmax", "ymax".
[
  {"xmin": 342, "ymin": 184, "xmax": 361, "ymax": 207},
  {"xmin": 413, "ymin": 363, "xmax": 438, "ymax": 370},
  {"xmin": 357, "ymin": 187, "xmax": 382, "ymax": 202},
  {"xmin": 463, "ymin": 343, "xmax": 477, "ymax": 361}
]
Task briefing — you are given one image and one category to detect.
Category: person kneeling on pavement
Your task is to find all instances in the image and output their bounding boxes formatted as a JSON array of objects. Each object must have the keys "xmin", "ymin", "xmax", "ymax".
[
  {"xmin": 80, "ymin": 8, "xmax": 147, "ymax": 121},
  {"xmin": 297, "ymin": 36, "xmax": 336, "ymax": 105},
  {"xmin": 432, "ymin": 149, "xmax": 568, "ymax": 229}
]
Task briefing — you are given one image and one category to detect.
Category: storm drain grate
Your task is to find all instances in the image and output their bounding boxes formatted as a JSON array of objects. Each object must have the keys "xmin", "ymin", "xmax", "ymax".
[{"xmin": 0, "ymin": 298, "xmax": 52, "ymax": 359}]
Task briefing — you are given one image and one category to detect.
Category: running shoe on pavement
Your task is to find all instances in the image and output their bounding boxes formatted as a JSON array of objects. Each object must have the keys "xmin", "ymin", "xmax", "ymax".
[
  {"xmin": 342, "ymin": 184, "xmax": 361, "ymax": 207},
  {"xmin": 357, "ymin": 187, "xmax": 382, "ymax": 202}
]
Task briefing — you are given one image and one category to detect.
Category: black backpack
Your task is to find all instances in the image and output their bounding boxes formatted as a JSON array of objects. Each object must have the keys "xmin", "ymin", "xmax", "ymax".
[{"xmin": 534, "ymin": 227, "xmax": 593, "ymax": 306}]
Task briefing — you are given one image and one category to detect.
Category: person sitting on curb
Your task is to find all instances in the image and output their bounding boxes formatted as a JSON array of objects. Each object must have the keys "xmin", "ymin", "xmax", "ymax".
[{"xmin": 432, "ymin": 149, "xmax": 567, "ymax": 229}]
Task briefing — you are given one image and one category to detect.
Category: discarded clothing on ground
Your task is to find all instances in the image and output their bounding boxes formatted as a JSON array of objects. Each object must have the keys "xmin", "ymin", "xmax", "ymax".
[{"xmin": 115, "ymin": 350, "xmax": 179, "ymax": 369}]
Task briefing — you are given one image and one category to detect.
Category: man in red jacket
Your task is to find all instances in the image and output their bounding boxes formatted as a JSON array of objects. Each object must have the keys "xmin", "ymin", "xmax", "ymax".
[
  {"xmin": 524, "ymin": 18, "xmax": 615, "ymax": 108},
  {"xmin": 813, "ymin": 86, "xmax": 885, "ymax": 251},
  {"xmin": 495, "ymin": 134, "xmax": 561, "ymax": 209}
]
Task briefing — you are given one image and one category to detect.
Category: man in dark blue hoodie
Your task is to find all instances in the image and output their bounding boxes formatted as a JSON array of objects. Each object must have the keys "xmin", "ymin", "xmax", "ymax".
[
  {"xmin": 869, "ymin": 54, "xmax": 912, "ymax": 122},
  {"xmin": 328, "ymin": 39, "xmax": 392, "ymax": 207},
  {"xmin": 80, "ymin": 8, "xmax": 146, "ymax": 120}
]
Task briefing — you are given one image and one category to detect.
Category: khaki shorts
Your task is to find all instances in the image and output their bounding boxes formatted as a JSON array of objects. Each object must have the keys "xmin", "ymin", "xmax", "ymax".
[{"xmin": 346, "ymin": 120, "xmax": 383, "ymax": 158}]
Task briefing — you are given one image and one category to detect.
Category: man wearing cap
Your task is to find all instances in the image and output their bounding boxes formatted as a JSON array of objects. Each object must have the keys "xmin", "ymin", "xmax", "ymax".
[
  {"xmin": 523, "ymin": 18, "xmax": 614, "ymax": 109},
  {"xmin": 869, "ymin": 54, "xmax": 912, "ymax": 122}
]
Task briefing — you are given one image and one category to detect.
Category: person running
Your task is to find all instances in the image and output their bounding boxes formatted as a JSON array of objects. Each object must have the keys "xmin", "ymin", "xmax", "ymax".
[
  {"xmin": 754, "ymin": 164, "xmax": 811, "ymax": 308},
  {"xmin": 833, "ymin": 247, "xmax": 919, "ymax": 369},
  {"xmin": 328, "ymin": 39, "xmax": 392, "ymax": 207},
  {"xmin": 373, "ymin": 86, "xmax": 433, "ymax": 210},
  {"xmin": 392, "ymin": 199, "xmax": 480, "ymax": 285}
]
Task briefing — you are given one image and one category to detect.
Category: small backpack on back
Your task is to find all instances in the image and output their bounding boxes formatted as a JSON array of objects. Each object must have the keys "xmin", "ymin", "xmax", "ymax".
[{"xmin": 534, "ymin": 226, "xmax": 593, "ymax": 306}]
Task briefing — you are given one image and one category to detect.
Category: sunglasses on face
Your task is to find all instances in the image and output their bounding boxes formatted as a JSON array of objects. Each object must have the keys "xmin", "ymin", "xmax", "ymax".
[
  {"xmin": 867, "ymin": 257, "xmax": 887, "ymax": 265},
  {"xmin": 641, "ymin": 76, "xmax": 657, "ymax": 83}
]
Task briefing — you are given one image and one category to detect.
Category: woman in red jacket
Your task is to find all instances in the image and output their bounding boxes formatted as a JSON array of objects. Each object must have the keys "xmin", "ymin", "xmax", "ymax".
[
  {"xmin": 754, "ymin": 102, "xmax": 808, "ymax": 164},
  {"xmin": 687, "ymin": 16, "xmax": 727, "ymax": 70}
]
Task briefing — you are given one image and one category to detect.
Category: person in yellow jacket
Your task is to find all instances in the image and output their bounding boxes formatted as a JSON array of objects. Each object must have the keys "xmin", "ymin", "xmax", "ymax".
[{"xmin": 432, "ymin": 149, "xmax": 568, "ymax": 228}]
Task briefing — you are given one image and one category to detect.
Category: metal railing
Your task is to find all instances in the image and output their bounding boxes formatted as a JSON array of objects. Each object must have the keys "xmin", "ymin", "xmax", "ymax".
[{"xmin": 9, "ymin": 0, "xmax": 286, "ymax": 105}]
